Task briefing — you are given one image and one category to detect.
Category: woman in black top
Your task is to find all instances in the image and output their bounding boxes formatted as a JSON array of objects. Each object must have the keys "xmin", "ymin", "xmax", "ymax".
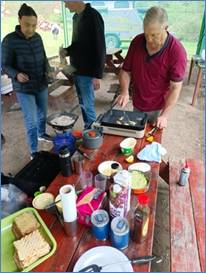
[{"xmin": 2, "ymin": 3, "xmax": 52, "ymax": 159}]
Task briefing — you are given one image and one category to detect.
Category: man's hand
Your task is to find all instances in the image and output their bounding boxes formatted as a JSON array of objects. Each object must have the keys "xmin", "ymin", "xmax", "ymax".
[
  {"xmin": 16, "ymin": 73, "xmax": 29, "ymax": 83},
  {"xmin": 92, "ymin": 78, "xmax": 100, "ymax": 90},
  {"xmin": 115, "ymin": 93, "xmax": 129, "ymax": 108},
  {"xmin": 156, "ymin": 115, "xmax": 168, "ymax": 129}
]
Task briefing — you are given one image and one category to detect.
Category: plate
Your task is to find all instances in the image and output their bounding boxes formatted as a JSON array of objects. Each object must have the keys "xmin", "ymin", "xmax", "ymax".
[
  {"xmin": 73, "ymin": 246, "xmax": 133, "ymax": 272},
  {"xmin": 98, "ymin": 161, "xmax": 122, "ymax": 177},
  {"xmin": 32, "ymin": 193, "xmax": 54, "ymax": 210},
  {"xmin": 1, "ymin": 207, "xmax": 57, "ymax": 272},
  {"xmin": 128, "ymin": 162, "xmax": 151, "ymax": 173}
]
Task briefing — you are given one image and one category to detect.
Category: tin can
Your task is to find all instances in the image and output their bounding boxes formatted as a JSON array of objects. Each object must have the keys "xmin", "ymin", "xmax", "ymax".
[
  {"xmin": 179, "ymin": 167, "xmax": 190, "ymax": 186},
  {"xmin": 91, "ymin": 209, "xmax": 109, "ymax": 240},
  {"xmin": 109, "ymin": 184, "xmax": 128, "ymax": 218},
  {"xmin": 110, "ymin": 216, "xmax": 130, "ymax": 249}
]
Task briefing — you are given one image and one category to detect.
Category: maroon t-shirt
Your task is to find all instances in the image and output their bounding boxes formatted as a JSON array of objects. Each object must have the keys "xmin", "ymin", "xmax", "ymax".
[{"xmin": 122, "ymin": 33, "xmax": 187, "ymax": 111}]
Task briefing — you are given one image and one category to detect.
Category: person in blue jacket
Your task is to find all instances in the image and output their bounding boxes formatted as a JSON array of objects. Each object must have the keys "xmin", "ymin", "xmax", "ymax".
[
  {"xmin": 2, "ymin": 3, "xmax": 52, "ymax": 159},
  {"xmin": 60, "ymin": 1, "xmax": 106, "ymax": 129}
]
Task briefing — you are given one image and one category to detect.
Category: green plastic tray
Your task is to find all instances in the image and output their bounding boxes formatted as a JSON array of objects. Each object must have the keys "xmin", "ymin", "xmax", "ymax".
[{"xmin": 1, "ymin": 207, "xmax": 57, "ymax": 272}]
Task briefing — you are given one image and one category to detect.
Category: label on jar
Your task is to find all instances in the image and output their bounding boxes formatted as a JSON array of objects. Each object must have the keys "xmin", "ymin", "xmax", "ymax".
[
  {"xmin": 142, "ymin": 217, "xmax": 149, "ymax": 237},
  {"xmin": 109, "ymin": 184, "xmax": 128, "ymax": 218}
]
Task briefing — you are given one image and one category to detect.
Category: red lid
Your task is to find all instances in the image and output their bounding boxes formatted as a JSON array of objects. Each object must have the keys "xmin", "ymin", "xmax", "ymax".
[
  {"xmin": 138, "ymin": 194, "xmax": 149, "ymax": 205},
  {"xmin": 72, "ymin": 130, "xmax": 83, "ymax": 138}
]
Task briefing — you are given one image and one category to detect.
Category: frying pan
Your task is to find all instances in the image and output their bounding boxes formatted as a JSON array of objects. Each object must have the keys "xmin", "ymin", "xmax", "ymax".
[{"xmin": 47, "ymin": 111, "xmax": 78, "ymax": 130}]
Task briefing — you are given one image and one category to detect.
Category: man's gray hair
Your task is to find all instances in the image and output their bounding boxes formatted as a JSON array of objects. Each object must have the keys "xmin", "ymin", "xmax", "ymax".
[{"xmin": 144, "ymin": 6, "xmax": 168, "ymax": 26}]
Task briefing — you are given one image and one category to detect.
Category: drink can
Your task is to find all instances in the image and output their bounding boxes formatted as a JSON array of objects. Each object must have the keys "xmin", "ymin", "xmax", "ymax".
[
  {"xmin": 110, "ymin": 216, "xmax": 130, "ymax": 249},
  {"xmin": 91, "ymin": 209, "xmax": 109, "ymax": 240},
  {"xmin": 179, "ymin": 167, "xmax": 190, "ymax": 186}
]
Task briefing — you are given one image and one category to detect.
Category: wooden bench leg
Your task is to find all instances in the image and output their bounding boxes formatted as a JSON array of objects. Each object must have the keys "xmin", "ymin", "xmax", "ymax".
[
  {"xmin": 191, "ymin": 66, "xmax": 203, "ymax": 106},
  {"xmin": 159, "ymin": 160, "xmax": 169, "ymax": 184},
  {"xmin": 187, "ymin": 58, "xmax": 195, "ymax": 85}
]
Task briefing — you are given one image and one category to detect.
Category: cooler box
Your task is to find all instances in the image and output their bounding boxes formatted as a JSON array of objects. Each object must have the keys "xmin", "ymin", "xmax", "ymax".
[{"xmin": 14, "ymin": 151, "xmax": 60, "ymax": 197}]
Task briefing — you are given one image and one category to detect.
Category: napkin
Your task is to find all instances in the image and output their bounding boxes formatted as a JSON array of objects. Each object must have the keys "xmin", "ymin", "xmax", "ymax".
[{"xmin": 137, "ymin": 142, "xmax": 167, "ymax": 163}]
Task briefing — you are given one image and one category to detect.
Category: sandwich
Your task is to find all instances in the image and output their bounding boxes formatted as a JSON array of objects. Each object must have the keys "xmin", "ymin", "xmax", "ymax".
[
  {"xmin": 12, "ymin": 212, "xmax": 40, "ymax": 239},
  {"xmin": 13, "ymin": 229, "xmax": 51, "ymax": 270}
]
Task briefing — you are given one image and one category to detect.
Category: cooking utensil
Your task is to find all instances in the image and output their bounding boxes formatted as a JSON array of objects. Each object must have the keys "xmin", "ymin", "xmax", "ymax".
[
  {"xmin": 78, "ymin": 255, "xmax": 156, "ymax": 272},
  {"xmin": 47, "ymin": 111, "xmax": 78, "ymax": 131},
  {"xmin": 146, "ymin": 127, "xmax": 158, "ymax": 138},
  {"xmin": 82, "ymin": 129, "xmax": 103, "ymax": 149}
]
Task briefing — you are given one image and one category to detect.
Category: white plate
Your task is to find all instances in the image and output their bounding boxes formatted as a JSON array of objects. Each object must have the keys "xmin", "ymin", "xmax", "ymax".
[
  {"xmin": 98, "ymin": 161, "xmax": 122, "ymax": 177},
  {"xmin": 73, "ymin": 246, "xmax": 133, "ymax": 272},
  {"xmin": 128, "ymin": 162, "xmax": 151, "ymax": 173}
]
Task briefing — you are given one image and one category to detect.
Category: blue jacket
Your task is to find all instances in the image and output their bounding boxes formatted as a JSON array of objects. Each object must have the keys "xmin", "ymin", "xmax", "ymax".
[{"xmin": 2, "ymin": 25, "xmax": 49, "ymax": 94}]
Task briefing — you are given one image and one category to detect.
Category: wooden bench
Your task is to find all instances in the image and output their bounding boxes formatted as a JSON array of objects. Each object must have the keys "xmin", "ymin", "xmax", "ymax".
[
  {"xmin": 169, "ymin": 159, "xmax": 205, "ymax": 272},
  {"xmin": 187, "ymin": 55, "xmax": 205, "ymax": 106},
  {"xmin": 105, "ymin": 48, "xmax": 124, "ymax": 75}
]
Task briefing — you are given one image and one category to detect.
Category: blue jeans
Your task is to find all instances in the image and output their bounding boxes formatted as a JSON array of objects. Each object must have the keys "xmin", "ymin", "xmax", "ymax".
[
  {"xmin": 74, "ymin": 75, "xmax": 96, "ymax": 128},
  {"xmin": 16, "ymin": 89, "xmax": 48, "ymax": 153}
]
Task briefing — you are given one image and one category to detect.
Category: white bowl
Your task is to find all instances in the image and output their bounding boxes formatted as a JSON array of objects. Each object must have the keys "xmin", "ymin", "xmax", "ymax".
[
  {"xmin": 128, "ymin": 162, "xmax": 151, "ymax": 173},
  {"xmin": 98, "ymin": 161, "xmax": 122, "ymax": 177},
  {"xmin": 32, "ymin": 193, "xmax": 54, "ymax": 210}
]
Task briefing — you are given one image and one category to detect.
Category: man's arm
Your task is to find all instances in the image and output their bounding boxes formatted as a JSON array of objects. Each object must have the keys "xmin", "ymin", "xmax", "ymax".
[
  {"xmin": 115, "ymin": 69, "xmax": 131, "ymax": 107},
  {"xmin": 157, "ymin": 81, "xmax": 183, "ymax": 128}
]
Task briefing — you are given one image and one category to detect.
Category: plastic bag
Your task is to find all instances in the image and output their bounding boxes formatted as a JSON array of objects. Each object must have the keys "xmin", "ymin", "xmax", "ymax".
[{"xmin": 1, "ymin": 184, "xmax": 28, "ymax": 218}]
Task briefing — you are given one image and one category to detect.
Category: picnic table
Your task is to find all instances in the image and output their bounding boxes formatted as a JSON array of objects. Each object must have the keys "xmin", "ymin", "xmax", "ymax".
[
  {"xmin": 33, "ymin": 124, "xmax": 163, "ymax": 272},
  {"xmin": 105, "ymin": 48, "xmax": 124, "ymax": 75}
]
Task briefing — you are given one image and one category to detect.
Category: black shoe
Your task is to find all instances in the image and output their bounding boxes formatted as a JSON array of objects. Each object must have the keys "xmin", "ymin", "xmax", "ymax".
[{"xmin": 38, "ymin": 133, "xmax": 53, "ymax": 142}]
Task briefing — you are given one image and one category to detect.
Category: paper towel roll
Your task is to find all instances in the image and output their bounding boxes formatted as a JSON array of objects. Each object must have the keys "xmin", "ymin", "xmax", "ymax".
[{"xmin": 59, "ymin": 185, "xmax": 77, "ymax": 222}]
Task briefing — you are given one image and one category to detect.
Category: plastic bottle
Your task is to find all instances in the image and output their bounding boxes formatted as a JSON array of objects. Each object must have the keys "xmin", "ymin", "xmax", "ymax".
[
  {"xmin": 178, "ymin": 162, "xmax": 190, "ymax": 186},
  {"xmin": 133, "ymin": 194, "xmax": 150, "ymax": 243}
]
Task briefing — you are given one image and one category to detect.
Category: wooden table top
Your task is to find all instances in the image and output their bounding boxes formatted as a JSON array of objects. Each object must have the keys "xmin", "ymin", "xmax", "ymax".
[{"xmin": 33, "ymin": 124, "xmax": 163, "ymax": 272}]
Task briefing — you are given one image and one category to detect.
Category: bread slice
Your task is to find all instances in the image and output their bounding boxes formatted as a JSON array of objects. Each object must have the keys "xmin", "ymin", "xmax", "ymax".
[
  {"xmin": 13, "ymin": 229, "xmax": 51, "ymax": 270},
  {"xmin": 12, "ymin": 212, "xmax": 40, "ymax": 239}
]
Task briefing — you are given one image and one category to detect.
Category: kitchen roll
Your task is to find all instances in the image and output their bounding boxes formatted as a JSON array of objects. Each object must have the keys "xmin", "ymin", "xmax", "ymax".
[{"xmin": 59, "ymin": 184, "xmax": 77, "ymax": 222}]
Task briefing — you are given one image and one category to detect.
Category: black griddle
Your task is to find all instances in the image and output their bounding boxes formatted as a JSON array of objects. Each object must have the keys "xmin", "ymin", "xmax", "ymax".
[{"xmin": 100, "ymin": 109, "xmax": 147, "ymax": 131}]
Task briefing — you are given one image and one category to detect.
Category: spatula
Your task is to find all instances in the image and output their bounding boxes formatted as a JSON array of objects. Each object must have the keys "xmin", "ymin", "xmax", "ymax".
[{"xmin": 78, "ymin": 255, "xmax": 156, "ymax": 272}]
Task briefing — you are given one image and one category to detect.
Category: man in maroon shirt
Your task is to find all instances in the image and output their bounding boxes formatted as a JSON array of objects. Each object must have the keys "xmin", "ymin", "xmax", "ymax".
[{"xmin": 116, "ymin": 6, "xmax": 187, "ymax": 129}]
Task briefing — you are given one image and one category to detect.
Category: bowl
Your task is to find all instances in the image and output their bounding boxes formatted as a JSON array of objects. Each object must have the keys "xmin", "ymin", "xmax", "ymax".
[
  {"xmin": 128, "ymin": 162, "xmax": 151, "ymax": 173},
  {"xmin": 82, "ymin": 129, "xmax": 103, "ymax": 149},
  {"xmin": 120, "ymin": 138, "xmax": 137, "ymax": 155},
  {"xmin": 32, "ymin": 193, "xmax": 54, "ymax": 210},
  {"xmin": 98, "ymin": 161, "xmax": 122, "ymax": 177},
  {"xmin": 129, "ymin": 170, "xmax": 150, "ymax": 195}
]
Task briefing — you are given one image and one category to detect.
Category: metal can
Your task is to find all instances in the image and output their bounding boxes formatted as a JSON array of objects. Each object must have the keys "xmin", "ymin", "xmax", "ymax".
[
  {"xmin": 110, "ymin": 216, "xmax": 130, "ymax": 249},
  {"xmin": 91, "ymin": 209, "xmax": 109, "ymax": 240},
  {"xmin": 179, "ymin": 167, "xmax": 190, "ymax": 186}
]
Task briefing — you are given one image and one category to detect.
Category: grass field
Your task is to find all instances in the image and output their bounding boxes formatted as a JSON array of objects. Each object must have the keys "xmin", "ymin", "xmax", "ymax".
[{"xmin": 2, "ymin": 17, "xmax": 197, "ymax": 60}]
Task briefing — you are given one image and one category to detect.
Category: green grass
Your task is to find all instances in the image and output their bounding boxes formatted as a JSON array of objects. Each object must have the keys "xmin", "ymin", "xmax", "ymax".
[
  {"xmin": 1, "ymin": 17, "xmax": 197, "ymax": 59},
  {"xmin": 121, "ymin": 40, "xmax": 196, "ymax": 59},
  {"xmin": 1, "ymin": 19, "xmax": 70, "ymax": 58}
]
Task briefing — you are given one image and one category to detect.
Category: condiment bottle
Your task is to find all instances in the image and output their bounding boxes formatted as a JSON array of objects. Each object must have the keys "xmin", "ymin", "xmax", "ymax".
[
  {"xmin": 133, "ymin": 194, "xmax": 150, "ymax": 243},
  {"xmin": 178, "ymin": 162, "xmax": 190, "ymax": 186}
]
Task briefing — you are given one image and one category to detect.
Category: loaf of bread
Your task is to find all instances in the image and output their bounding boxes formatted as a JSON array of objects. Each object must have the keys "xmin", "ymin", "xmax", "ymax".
[
  {"xmin": 12, "ymin": 212, "xmax": 40, "ymax": 239},
  {"xmin": 13, "ymin": 229, "xmax": 51, "ymax": 270}
]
